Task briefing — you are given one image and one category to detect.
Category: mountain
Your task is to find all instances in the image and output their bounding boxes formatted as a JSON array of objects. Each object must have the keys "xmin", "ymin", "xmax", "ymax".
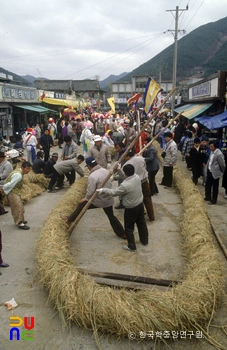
[
  {"xmin": 0, "ymin": 67, "xmax": 31, "ymax": 85},
  {"xmin": 99, "ymin": 73, "xmax": 128, "ymax": 89},
  {"xmin": 20, "ymin": 73, "xmax": 127, "ymax": 90},
  {"xmin": 21, "ymin": 75, "xmax": 49, "ymax": 84},
  {"xmin": 2, "ymin": 17, "xmax": 227, "ymax": 89},
  {"xmin": 116, "ymin": 16, "xmax": 227, "ymax": 84}
]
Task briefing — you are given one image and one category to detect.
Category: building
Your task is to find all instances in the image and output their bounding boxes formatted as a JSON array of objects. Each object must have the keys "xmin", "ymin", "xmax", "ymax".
[
  {"xmin": 33, "ymin": 79, "xmax": 106, "ymax": 110},
  {"xmin": 175, "ymin": 71, "xmax": 227, "ymax": 145},
  {"xmin": 175, "ymin": 71, "xmax": 227, "ymax": 120},
  {"xmin": 111, "ymin": 75, "xmax": 173, "ymax": 109}
]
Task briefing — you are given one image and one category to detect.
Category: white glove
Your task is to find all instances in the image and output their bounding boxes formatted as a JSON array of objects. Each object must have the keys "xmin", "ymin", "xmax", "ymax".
[
  {"xmin": 107, "ymin": 163, "xmax": 111, "ymax": 169},
  {"xmin": 96, "ymin": 188, "xmax": 103, "ymax": 194}
]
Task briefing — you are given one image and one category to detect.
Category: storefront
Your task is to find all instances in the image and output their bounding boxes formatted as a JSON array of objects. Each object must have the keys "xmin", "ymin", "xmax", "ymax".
[
  {"xmin": 0, "ymin": 83, "xmax": 58, "ymax": 139},
  {"xmin": 174, "ymin": 71, "xmax": 227, "ymax": 122}
]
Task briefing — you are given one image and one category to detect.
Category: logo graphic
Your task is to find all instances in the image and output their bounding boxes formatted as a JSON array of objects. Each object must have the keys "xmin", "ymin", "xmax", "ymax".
[{"xmin": 9, "ymin": 316, "xmax": 35, "ymax": 341}]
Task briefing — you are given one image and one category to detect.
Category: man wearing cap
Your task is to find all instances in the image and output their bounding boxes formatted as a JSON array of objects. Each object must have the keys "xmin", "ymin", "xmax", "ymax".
[
  {"xmin": 61, "ymin": 157, "xmax": 126, "ymax": 239},
  {"xmin": 40, "ymin": 129, "xmax": 54, "ymax": 162},
  {"xmin": 1, "ymin": 161, "xmax": 31, "ymax": 230},
  {"xmin": 32, "ymin": 151, "xmax": 46, "ymax": 174},
  {"xmin": 23, "ymin": 128, "xmax": 37, "ymax": 164},
  {"xmin": 87, "ymin": 135, "xmax": 111, "ymax": 169},
  {"xmin": 44, "ymin": 153, "xmax": 59, "ymax": 182}
]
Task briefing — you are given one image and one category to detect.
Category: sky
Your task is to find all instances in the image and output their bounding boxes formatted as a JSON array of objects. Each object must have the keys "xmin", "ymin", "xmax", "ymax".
[{"xmin": 0, "ymin": 0, "xmax": 226, "ymax": 81}]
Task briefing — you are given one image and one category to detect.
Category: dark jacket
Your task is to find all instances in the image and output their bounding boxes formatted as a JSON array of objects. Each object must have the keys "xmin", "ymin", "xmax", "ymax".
[
  {"xmin": 143, "ymin": 145, "xmax": 160, "ymax": 172},
  {"xmin": 40, "ymin": 134, "xmax": 54, "ymax": 150},
  {"xmin": 189, "ymin": 146, "xmax": 206, "ymax": 167},
  {"xmin": 44, "ymin": 158, "xmax": 56, "ymax": 177},
  {"xmin": 32, "ymin": 158, "xmax": 46, "ymax": 174}
]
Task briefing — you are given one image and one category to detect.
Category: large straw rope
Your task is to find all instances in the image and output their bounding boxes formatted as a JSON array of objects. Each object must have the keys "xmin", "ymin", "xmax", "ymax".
[{"xmin": 36, "ymin": 168, "xmax": 224, "ymax": 348}]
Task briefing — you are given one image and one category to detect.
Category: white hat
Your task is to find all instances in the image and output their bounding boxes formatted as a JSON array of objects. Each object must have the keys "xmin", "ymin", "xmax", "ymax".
[{"xmin": 94, "ymin": 135, "xmax": 102, "ymax": 142}]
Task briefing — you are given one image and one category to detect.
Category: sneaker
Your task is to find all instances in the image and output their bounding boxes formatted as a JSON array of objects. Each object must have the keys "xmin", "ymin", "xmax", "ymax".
[
  {"xmin": 55, "ymin": 187, "xmax": 60, "ymax": 190},
  {"xmin": 47, "ymin": 189, "xmax": 51, "ymax": 192},
  {"xmin": 18, "ymin": 224, "xmax": 30, "ymax": 230},
  {"xmin": 224, "ymin": 195, "xmax": 227, "ymax": 199},
  {"xmin": 123, "ymin": 245, "xmax": 136, "ymax": 252}
]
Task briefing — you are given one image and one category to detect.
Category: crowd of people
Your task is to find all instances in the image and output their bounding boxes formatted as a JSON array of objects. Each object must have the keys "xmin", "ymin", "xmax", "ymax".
[{"xmin": 0, "ymin": 108, "xmax": 227, "ymax": 268}]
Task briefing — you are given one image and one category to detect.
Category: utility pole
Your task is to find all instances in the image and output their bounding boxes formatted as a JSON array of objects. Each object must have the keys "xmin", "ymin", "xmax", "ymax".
[{"xmin": 166, "ymin": 5, "xmax": 188, "ymax": 116}]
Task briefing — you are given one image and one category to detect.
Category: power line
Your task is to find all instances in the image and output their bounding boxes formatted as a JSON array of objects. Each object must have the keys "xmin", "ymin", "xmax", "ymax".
[
  {"xmin": 184, "ymin": 0, "xmax": 204, "ymax": 30},
  {"xmin": 95, "ymin": 34, "xmax": 163, "ymax": 78},
  {"xmin": 0, "ymin": 33, "xmax": 162, "ymax": 64},
  {"xmin": 60, "ymin": 33, "xmax": 163, "ymax": 79}
]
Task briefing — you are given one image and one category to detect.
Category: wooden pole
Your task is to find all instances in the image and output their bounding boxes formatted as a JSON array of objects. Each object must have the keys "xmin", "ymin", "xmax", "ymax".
[
  {"xmin": 68, "ymin": 87, "xmax": 176, "ymax": 234},
  {"xmin": 137, "ymin": 110, "xmax": 142, "ymax": 152},
  {"xmin": 136, "ymin": 111, "xmax": 183, "ymax": 156}
]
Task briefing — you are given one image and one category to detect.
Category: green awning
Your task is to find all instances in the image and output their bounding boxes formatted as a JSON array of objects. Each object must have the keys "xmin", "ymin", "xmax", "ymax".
[
  {"xmin": 14, "ymin": 105, "xmax": 58, "ymax": 114},
  {"xmin": 174, "ymin": 103, "xmax": 213, "ymax": 120},
  {"xmin": 34, "ymin": 105, "xmax": 58, "ymax": 114}
]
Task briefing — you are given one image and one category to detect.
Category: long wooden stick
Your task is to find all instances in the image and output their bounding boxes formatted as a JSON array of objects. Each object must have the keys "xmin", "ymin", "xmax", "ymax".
[
  {"xmin": 136, "ymin": 111, "xmax": 183, "ymax": 156},
  {"xmin": 68, "ymin": 87, "xmax": 176, "ymax": 234},
  {"xmin": 78, "ymin": 268, "xmax": 178, "ymax": 287}
]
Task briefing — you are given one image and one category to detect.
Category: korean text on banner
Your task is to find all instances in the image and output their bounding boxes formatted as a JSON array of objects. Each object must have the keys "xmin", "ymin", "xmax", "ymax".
[
  {"xmin": 143, "ymin": 78, "xmax": 162, "ymax": 115},
  {"xmin": 107, "ymin": 97, "xmax": 115, "ymax": 114}
]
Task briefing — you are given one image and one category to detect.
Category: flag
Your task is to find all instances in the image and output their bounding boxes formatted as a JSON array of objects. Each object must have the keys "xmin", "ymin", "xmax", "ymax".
[
  {"xmin": 107, "ymin": 97, "xmax": 115, "ymax": 114},
  {"xmin": 127, "ymin": 93, "xmax": 141, "ymax": 106},
  {"xmin": 143, "ymin": 78, "xmax": 162, "ymax": 115}
]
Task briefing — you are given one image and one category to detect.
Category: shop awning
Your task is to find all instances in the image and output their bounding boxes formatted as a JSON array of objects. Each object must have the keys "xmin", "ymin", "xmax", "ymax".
[
  {"xmin": 196, "ymin": 110, "xmax": 227, "ymax": 130},
  {"xmin": 34, "ymin": 105, "xmax": 58, "ymax": 114},
  {"xmin": 14, "ymin": 104, "xmax": 58, "ymax": 114},
  {"xmin": 40, "ymin": 97, "xmax": 79, "ymax": 108},
  {"xmin": 174, "ymin": 103, "xmax": 213, "ymax": 120}
]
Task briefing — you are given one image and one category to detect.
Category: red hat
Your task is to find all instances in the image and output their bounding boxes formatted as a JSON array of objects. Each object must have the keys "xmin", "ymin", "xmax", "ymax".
[{"xmin": 27, "ymin": 128, "xmax": 33, "ymax": 133}]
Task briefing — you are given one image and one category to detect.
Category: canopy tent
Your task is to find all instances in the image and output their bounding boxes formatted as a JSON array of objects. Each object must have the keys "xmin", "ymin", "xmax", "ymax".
[
  {"xmin": 40, "ymin": 97, "xmax": 79, "ymax": 108},
  {"xmin": 14, "ymin": 104, "xmax": 58, "ymax": 114},
  {"xmin": 174, "ymin": 103, "xmax": 213, "ymax": 120},
  {"xmin": 195, "ymin": 110, "xmax": 227, "ymax": 130},
  {"xmin": 40, "ymin": 97, "xmax": 91, "ymax": 109}
]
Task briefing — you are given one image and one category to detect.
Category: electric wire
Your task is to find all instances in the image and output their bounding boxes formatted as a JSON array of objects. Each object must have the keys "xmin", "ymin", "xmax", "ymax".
[
  {"xmin": 95, "ymin": 33, "xmax": 163, "ymax": 78},
  {"xmin": 60, "ymin": 33, "xmax": 163, "ymax": 79}
]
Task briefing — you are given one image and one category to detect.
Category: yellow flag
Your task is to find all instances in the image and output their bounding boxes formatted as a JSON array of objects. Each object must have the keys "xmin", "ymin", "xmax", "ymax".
[
  {"xmin": 144, "ymin": 78, "xmax": 161, "ymax": 115},
  {"xmin": 107, "ymin": 97, "xmax": 115, "ymax": 114}
]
